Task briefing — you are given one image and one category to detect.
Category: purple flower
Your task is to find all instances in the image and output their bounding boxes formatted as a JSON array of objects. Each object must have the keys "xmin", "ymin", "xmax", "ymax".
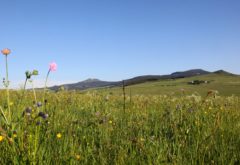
[{"xmin": 37, "ymin": 102, "xmax": 42, "ymax": 107}]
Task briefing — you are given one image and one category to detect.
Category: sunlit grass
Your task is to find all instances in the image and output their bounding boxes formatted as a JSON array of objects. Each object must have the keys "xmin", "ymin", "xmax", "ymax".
[{"xmin": 0, "ymin": 90, "xmax": 240, "ymax": 164}]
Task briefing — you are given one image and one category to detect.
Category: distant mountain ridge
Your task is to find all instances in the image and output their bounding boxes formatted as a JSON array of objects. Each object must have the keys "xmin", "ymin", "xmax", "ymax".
[{"xmin": 49, "ymin": 69, "xmax": 234, "ymax": 91}]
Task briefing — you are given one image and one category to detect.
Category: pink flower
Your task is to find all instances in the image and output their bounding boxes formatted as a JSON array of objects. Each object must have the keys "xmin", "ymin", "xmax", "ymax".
[{"xmin": 49, "ymin": 62, "xmax": 57, "ymax": 72}]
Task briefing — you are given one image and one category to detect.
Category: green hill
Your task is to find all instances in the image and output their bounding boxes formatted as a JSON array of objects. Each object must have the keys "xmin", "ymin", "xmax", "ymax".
[{"xmin": 101, "ymin": 72, "xmax": 240, "ymax": 96}]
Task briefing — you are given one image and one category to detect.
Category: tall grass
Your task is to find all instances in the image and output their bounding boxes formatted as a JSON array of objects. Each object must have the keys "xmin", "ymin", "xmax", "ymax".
[{"xmin": 0, "ymin": 90, "xmax": 240, "ymax": 164}]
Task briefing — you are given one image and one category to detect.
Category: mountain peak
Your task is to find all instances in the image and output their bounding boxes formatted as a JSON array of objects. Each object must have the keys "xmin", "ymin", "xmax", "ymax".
[
  {"xmin": 214, "ymin": 70, "xmax": 232, "ymax": 75},
  {"xmin": 82, "ymin": 78, "xmax": 101, "ymax": 83},
  {"xmin": 170, "ymin": 69, "xmax": 210, "ymax": 78}
]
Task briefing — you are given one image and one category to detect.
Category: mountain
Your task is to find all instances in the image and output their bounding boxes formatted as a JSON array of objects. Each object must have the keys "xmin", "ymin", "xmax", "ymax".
[
  {"xmin": 213, "ymin": 70, "xmax": 234, "ymax": 75},
  {"xmin": 170, "ymin": 69, "xmax": 210, "ymax": 78},
  {"xmin": 50, "ymin": 78, "xmax": 118, "ymax": 91},
  {"xmin": 122, "ymin": 69, "xmax": 210, "ymax": 86},
  {"xmin": 48, "ymin": 69, "xmax": 232, "ymax": 91}
]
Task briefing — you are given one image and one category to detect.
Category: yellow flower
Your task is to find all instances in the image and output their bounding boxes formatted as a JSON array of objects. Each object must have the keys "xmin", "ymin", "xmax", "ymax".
[
  {"xmin": 13, "ymin": 134, "xmax": 17, "ymax": 138},
  {"xmin": 0, "ymin": 135, "xmax": 4, "ymax": 142},
  {"xmin": 140, "ymin": 138, "xmax": 145, "ymax": 142},
  {"xmin": 75, "ymin": 154, "xmax": 81, "ymax": 160},
  {"xmin": 109, "ymin": 120, "xmax": 113, "ymax": 124},
  {"xmin": 56, "ymin": 133, "xmax": 62, "ymax": 139},
  {"xmin": 1, "ymin": 48, "xmax": 11, "ymax": 56}
]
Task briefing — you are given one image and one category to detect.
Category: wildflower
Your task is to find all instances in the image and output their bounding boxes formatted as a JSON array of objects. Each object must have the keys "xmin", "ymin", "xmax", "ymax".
[
  {"xmin": 36, "ymin": 121, "xmax": 41, "ymax": 126},
  {"xmin": 56, "ymin": 133, "xmax": 62, "ymax": 139},
  {"xmin": 43, "ymin": 113, "xmax": 49, "ymax": 119},
  {"xmin": 0, "ymin": 135, "xmax": 4, "ymax": 142},
  {"xmin": 109, "ymin": 120, "xmax": 113, "ymax": 124},
  {"xmin": 49, "ymin": 62, "xmax": 57, "ymax": 72},
  {"xmin": 37, "ymin": 102, "xmax": 42, "ymax": 107},
  {"xmin": 11, "ymin": 131, "xmax": 17, "ymax": 138},
  {"xmin": 13, "ymin": 133, "xmax": 17, "ymax": 138},
  {"xmin": 38, "ymin": 112, "xmax": 48, "ymax": 119},
  {"xmin": 75, "ymin": 154, "xmax": 81, "ymax": 160},
  {"xmin": 25, "ymin": 70, "xmax": 39, "ymax": 80},
  {"xmin": 140, "ymin": 137, "xmax": 145, "ymax": 142},
  {"xmin": 1, "ymin": 48, "xmax": 11, "ymax": 56},
  {"xmin": 25, "ymin": 71, "xmax": 32, "ymax": 79},
  {"xmin": 22, "ymin": 107, "xmax": 32, "ymax": 117},
  {"xmin": 32, "ymin": 70, "xmax": 39, "ymax": 75},
  {"xmin": 25, "ymin": 107, "xmax": 32, "ymax": 113},
  {"xmin": 38, "ymin": 112, "xmax": 45, "ymax": 117}
]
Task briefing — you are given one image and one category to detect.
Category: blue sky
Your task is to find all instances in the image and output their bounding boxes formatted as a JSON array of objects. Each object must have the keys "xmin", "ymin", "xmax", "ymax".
[{"xmin": 0, "ymin": 0, "xmax": 240, "ymax": 87}]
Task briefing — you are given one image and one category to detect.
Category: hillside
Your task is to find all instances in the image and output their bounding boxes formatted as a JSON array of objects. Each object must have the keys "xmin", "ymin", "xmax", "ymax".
[
  {"xmin": 48, "ymin": 69, "xmax": 240, "ymax": 96},
  {"xmin": 100, "ymin": 72, "xmax": 240, "ymax": 96},
  {"xmin": 49, "ymin": 69, "xmax": 211, "ymax": 90}
]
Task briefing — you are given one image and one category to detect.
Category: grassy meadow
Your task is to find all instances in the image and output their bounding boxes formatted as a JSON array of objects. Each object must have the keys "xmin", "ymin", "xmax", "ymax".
[
  {"xmin": 1, "ymin": 87, "xmax": 240, "ymax": 164},
  {"xmin": 102, "ymin": 73, "xmax": 240, "ymax": 96}
]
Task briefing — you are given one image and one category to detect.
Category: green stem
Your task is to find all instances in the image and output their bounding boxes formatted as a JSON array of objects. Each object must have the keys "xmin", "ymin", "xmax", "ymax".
[
  {"xmin": 17, "ymin": 78, "xmax": 28, "ymax": 108},
  {"xmin": 31, "ymin": 81, "xmax": 37, "ymax": 105},
  {"xmin": 0, "ymin": 106, "xmax": 9, "ymax": 125},
  {"xmin": 23, "ymin": 77, "xmax": 28, "ymax": 93},
  {"xmin": 33, "ymin": 126, "xmax": 40, "ymax": 165},
  {"xmin": 5, "ymin": 55, "xmax": 11, "ymax": 122},
  {"xmin": 43, "ymin": 69, "xmax": 50, "ymax": 106}
]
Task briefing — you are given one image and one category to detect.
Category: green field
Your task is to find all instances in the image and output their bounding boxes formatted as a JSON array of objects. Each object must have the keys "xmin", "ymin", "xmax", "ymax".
[
  {"xmin": 102, "ymin": 73, "xmax": 240, "ymax": 96},
  {"xmin": 1, "ymin": 73, "xmax": 240, "ymax": 164}
]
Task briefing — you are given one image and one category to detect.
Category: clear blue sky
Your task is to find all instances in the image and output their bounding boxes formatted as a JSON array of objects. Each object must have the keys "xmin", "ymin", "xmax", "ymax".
[{"xmin": 0, "ymin": 0, "xmax": 240, "ymax": 87}]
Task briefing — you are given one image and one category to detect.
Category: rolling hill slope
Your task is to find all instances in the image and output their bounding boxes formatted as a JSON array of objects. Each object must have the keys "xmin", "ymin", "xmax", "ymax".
[
  {"xmin": 99, "ymin": 72, "xmax": 240, "ymax": 96},
  {"xmin": 49, "ymin": 69, "xmax": 211, "ymax": 90}
]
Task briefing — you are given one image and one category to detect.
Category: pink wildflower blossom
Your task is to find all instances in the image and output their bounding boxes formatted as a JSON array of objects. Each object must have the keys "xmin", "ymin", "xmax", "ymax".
[{"xmin": 49, "ymin": 62, "xmax": 57, "ymax": 72}]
